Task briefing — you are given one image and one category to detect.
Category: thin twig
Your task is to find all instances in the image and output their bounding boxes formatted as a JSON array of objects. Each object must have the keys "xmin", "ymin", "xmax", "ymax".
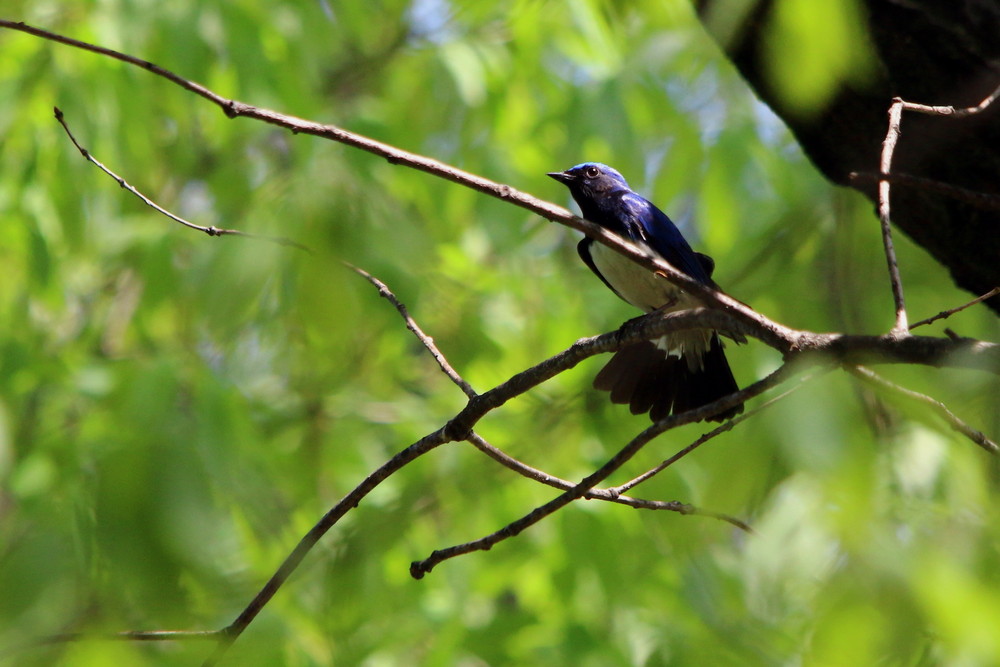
[
  {"xmin": 202, "ymin": 427, "xmax": 451, "ymax": 666},
  {"xmin": 874, "ymin": 84, "xmax": 1000, "ymax": 335},
  {"xmin": 849, "ymin": 171, "xmax": 1000, "ymax": 211},
  {"xmin": 899, "ymin": 84, "xmax": 1000, "ymax": 118},
  {"xmin": 464, "ymin": 431, "xmax": 753, "ymax": 532},
  {"xmin": 848, "ymin": 366, "xmax": 998, "ymax": 454},
  {"xmin": 54, "ymin": 107, "xmax": 310, "ymax": 251},
  {"xmin": 347, "ymin": 263, "xmax": 477, "ymax": 398},
  {"xmin": 0, "ymin": 630, "xmax": 222, "ymax": 660},
  {"xmin": 878, "ymin": 100, "xmax": 909, "ymax": 334},
  {"xmin": 910, "ymin": 287, "xmax": 1000, "ymax": 330},
  {"xmin": 411, "ymin": 363, "xmax": 794, "ymax": 579},
  {"xmin": 611, "ymin": 370, "xmax": 827, "ymax": 494}
]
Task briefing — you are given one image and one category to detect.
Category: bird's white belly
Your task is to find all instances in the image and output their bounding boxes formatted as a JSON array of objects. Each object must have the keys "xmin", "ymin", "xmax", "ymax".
[
  {"xmin": 589, "ymin": 242, "xmax": 710, "ymax": 369},
  {"xmin": 589, "ymin": 241, "xmax": 686, "ymax": 312}
]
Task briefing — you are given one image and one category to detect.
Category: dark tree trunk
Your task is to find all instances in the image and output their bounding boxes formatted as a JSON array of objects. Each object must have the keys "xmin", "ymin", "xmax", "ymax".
[{"xmin": 695, "ymin": 0, "xmax": 1000, "ymax": 314}]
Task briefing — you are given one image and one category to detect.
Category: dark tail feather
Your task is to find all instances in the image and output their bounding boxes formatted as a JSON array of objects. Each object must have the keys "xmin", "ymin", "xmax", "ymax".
[{"xmin": 593, "ymin": 335, "xmax": 742, "ymax": 423}]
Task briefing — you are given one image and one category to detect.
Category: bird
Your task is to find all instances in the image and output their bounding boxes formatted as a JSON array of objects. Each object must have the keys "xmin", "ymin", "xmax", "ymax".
[{"xmin": 548, "ymin": 162, "xmax": 743, "ymax": 422}]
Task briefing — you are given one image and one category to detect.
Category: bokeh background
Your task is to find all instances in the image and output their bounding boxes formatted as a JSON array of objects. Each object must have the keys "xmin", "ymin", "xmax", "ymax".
[{"xmin": 1, "ymin": 1, "xmax": 998, "ymax": 664}]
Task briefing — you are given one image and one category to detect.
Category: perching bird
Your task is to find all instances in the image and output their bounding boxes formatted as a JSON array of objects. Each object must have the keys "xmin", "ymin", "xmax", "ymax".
[{"xmin": 548, "ymin": 162, "xmax": 743, "ymax": 422}]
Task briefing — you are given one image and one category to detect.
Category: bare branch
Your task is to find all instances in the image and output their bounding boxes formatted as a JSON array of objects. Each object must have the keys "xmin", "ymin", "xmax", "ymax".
[
  {"xmin": 202, "ymin": 310, "xmax": 765, "ymax": 662},
  {"xmin": 411, "ymin": 363, "xmax": 795, "ymax": 579},
  {"xmin": 53, "ymin": 107, "xmax": 309, "ymax": 251},
  {"xmin": 464, "ymin": 431, "xmax": 753, "ymax": 532},
  {"xmin": 611, "ymin": 370, "xmax": 827, "ymax": 494},
  {"xmin": 347, "ymin": 262, "xmax": 477, "ymax": 398},
  {"xmin": 849, "ymin": 171, "xmax": 1000, "ymax": 212},
  {"xmin": 911, "ymin": 287, "xmax": 1000, "ymax": 330},
  {"xmin": 873, "ymin": 84, "xmax": 1000, "ymax": 335},
  {"xmin": 346, "ymin": 269, "xmax": 753, "ymax": 525},
  {"xmin": 878, "ymin": 100, "xmax": 909, "ymax": 334},
  {"xmin": 848, "ymin": 366, "xmax": 998, "ymax": 454},
  {"xmin": 201, "ymin": 427, "xmax": 451, "ymax": 665},
  {"xmin": 899, "ymin": 84, "xmax": 1000, "ymax": 118},
  {"xmin": 0, "ymin": 629, "xmax": 222, "ymax": 661}
]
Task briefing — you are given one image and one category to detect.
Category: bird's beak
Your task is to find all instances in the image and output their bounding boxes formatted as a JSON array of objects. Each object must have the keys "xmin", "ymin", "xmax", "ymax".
[{"xmin": 547, "ymin": 171, "xmax": 574, "ymax": 184}]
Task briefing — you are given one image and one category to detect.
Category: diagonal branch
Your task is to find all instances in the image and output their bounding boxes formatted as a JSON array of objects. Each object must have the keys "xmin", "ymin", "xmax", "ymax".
[
  {"xmin": 199, "ymin": 310, "xmax": 772, "ymax": 664},
  {"xmin": 202, "ymin": 427, "xmax": 451, "ymax": 666},
  {"xmin": 611, "ymin": 369, "xmax": 828, "ymax": 494},
  {"xmin": 849, "ymin": 171, "xmax": 1000, "ymax": 212},
  {"xmin": 910, "ymin": 287, "xmax": 1000, "ymax": 330},
  {"xmin": 847, "ymin": 366, "xmax": 998, "ymax": 454},
  {"xmin": 351, "ymin": 266, "xmax": 750, "ymax": 527},
  {"xmin": 464, "ymin": 431, "xmax": 753, "ymax": 532},
  {"xmin": 347, "ymin": 262, "xmax": 477, "ymax": 398},
  {"xmin": 54, "ymin": 107, "xmax": 309, "ymax": 251},
  {"xmin": 410, "ymin": 363, "xmax": 795, "ymax": 579}
]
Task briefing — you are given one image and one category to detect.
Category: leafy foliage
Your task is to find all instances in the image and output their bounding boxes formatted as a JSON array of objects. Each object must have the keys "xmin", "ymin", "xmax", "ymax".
[{"xmin": 0, "ymin": 1, "xmax": 997, "ymax": 665}]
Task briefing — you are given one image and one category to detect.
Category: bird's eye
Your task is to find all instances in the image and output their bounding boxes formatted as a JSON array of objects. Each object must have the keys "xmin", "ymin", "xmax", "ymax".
[{"xmin": 584, "ymin": 166, "xmax": 600, "ymax": 179}]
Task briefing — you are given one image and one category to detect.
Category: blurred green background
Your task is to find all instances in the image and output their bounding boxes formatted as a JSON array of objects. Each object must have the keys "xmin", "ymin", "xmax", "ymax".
[{"xmin": 1, "ymin": 1, "xmax": 998, "ymax": 665}]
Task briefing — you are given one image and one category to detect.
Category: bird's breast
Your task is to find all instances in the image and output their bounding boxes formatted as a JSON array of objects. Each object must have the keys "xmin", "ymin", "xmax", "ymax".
[{"xmin": 588, "ymin": 241, "xmax": 688, "ymax": 313}]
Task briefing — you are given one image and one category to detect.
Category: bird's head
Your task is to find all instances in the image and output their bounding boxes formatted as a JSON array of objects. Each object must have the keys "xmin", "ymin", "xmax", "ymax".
[{"xmin": 547, "ymin": 162, "xmax": 631, "ymax": 201}]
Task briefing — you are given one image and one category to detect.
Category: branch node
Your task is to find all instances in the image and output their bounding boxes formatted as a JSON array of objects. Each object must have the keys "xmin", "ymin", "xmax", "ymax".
[
  {"xmin": 409, "ymin": 560, "xmax": 429, "ymax": 580},
  {"xmin": 443, "ymin": 417, "xmax": 472, "ymax": 442}
]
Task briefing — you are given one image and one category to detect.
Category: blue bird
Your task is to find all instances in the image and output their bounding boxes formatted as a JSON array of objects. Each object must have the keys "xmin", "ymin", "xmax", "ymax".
[{"xmin": 548, "ymin": 162, "xmax": 743, "ymax": 422}]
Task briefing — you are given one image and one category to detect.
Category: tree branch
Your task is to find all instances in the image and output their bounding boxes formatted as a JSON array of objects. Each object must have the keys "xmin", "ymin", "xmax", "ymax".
[
  {"xmin": 0, "ymin": 19, "xmax": 791, "ymax": 349},
  {"xmin": 849, "ymin": 171, "xmax": 1000, "ymax": 212},
  {"xmin": 610, "ymin": 369, "xmax": 827, "ymax": 494},
  {"xmin": 53, "ymin": 107, "xmax": 309, "ymax": 251},
  {"xmin": 202, "ymin": 427, "xmax": 451, "ymax": 665},
  {"xmin": 351, "ymin": 268, "xmax": 750, "ymax": 525},
  {"xmin": 464, "ymin": 431, "xmax": 753, "ymax": 531},
  {"xmin": 873, "ymin": 86, "xmax": 1000, "ymax": 335},
  {"xmin": 347, "ymin": 262, "xmax": 477, "ymax": 398},
  {"xmin": 878, "ymin": 100, "xmax": 910, "ymax": 334},
  {"xmin": 910, "ymin": 287, "xmax": 1000, "ymax": 330},
  {"xmin": 410, "ymin": 363, "xmax": 795, "ymax": 579},
  {"xmin": 847, "ymin": 366, "xmax": 998, "ymax": 454}
]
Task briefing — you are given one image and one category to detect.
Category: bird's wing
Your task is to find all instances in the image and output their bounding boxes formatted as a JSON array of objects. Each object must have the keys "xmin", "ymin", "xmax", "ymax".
[
  {"xmin": 577, "ymin": 238, "xmax": 626, "ymax": 299},
  {"xmin": 618, "ymin": 193, "xmax": 712, "ymax": 284},
  {"xmin": 695, "ymin": 252, "xmax": 715, "ymax": 279}
]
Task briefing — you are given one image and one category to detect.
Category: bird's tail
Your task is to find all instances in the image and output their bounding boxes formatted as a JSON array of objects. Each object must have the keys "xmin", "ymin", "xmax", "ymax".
[{"xmin": 593, "ymin": 334, "xmax": 742, "ymax": 422}]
